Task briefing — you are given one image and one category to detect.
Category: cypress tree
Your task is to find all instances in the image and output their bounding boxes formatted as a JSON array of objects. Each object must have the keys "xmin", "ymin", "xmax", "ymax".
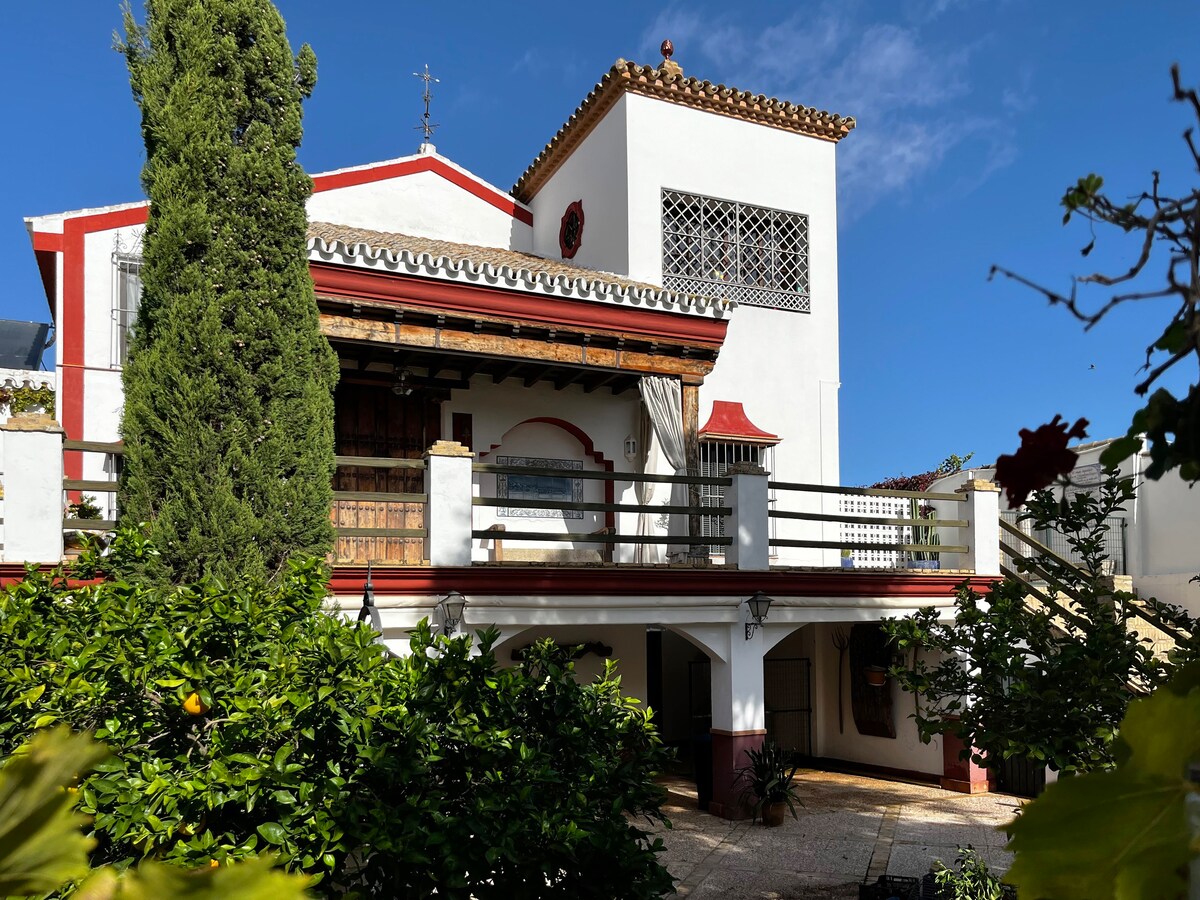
[{"xmin": 117, "ymin": 0, "xmax": 338, "ymax": 584}]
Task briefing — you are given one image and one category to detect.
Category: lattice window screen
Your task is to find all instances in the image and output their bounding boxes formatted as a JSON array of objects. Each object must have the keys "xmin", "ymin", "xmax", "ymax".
[
  {"xmin": 839, "ymin": 495, "xmax": 912, "ymax": 568},
  {"xmin": 662, "ymin": 189, "xmax": 810, "ymax": 312}
]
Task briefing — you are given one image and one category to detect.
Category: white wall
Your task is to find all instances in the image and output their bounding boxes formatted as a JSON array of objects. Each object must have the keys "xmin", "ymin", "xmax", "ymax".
[
  {"xmin": 808, "ymin": 622, "xmax": 943, "ymax": 776},
  {"xmin": 528, "ymin": 95, "xmax": 630, "ymax": 274},
  {"xmin": 492, "ymin": 624, "xmax": 649, "ymax": 704},
  {"xmin": 308, "ymin": 160, "xmax": 533, "ymax": 252},
  {"xmin": 528, "ymin": 94, "xmax": 844, "ymax": 566},
  {"xmin": 442, "ymin": 375, "xmax": 648, "ymax": 562}
]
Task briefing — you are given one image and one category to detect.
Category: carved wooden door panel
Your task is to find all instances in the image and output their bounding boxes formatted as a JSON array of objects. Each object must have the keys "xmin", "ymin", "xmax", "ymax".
[{"xmin": 331, "ymin": 382, "xmax": 440, "ymax": 564}]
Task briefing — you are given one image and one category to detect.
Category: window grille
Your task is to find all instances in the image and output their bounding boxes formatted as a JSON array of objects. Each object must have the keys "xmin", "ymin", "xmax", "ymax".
[
  {"xmin": 839, "ymin": 495, "xmax": 910, "ymax": 568},
  {"xmin": 111, "ymin": 256, "xmax": 143, "ymax": 367},
  {"xmin": 699, "ymin": 440, "xmax": 775, "ymax": 555},
  {"xmin": 662, "ymin": 189, "xmax": 810, "ymax": 312}
]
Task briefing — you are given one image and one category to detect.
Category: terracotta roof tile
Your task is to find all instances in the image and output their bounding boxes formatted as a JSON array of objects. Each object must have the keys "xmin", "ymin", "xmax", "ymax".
[
  {"xmin": 513, "ymin": 59, "xmax": 856, "ymax": 203},
  {"xmin": 306, "ymin": 222, "xmax": 731, "ymax": 311}
]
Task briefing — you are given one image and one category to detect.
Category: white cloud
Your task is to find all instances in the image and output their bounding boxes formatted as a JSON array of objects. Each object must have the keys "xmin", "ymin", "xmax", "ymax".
[{"xmin": 638, "ymin": 4, "xmax": 1024, "ymax": 223}]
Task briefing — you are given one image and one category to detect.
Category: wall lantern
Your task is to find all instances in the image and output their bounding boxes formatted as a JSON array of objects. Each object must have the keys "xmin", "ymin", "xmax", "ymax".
[
  {"xmin": 744, "ymin": 591, "xmax": 772, "ymax": 640},
  {"xmin": 439, "ymin": 590, "xmax": 467, "ymax": 636},
  {"xmin": 358, "ymin": 561, "xmax": 380, "ymax": 628},
  {"xmin": 623, "ymin": 435, "xmax": 638, "ymax": 462}
]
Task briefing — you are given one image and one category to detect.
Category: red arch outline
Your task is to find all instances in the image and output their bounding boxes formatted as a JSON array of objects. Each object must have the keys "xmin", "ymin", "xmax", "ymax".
[{"xmin": 479, "ymin": 417, "xmax": 616, "ymax": 529}]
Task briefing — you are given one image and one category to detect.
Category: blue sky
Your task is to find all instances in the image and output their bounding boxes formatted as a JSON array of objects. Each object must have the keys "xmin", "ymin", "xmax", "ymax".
[{"xmin": 4, "ymin": 1, "xmax": 1198, "ymax": 485}]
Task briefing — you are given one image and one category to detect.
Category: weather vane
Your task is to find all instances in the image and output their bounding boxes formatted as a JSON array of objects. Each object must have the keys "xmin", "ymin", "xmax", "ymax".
[{"xmin": 413, "ymin": 64, "xmax": 440, "ymax": 143}]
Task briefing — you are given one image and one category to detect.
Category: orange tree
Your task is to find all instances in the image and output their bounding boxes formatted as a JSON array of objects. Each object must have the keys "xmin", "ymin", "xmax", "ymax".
[{"xmin": 0, "ymin": 530, "xmax": 673, "ymax": 898}]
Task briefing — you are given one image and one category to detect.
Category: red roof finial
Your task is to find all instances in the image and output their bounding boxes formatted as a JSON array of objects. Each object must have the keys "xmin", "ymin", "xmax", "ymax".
[{"xmin": 660, "ymin": 39, "xmax": 674, "ymax": 60}]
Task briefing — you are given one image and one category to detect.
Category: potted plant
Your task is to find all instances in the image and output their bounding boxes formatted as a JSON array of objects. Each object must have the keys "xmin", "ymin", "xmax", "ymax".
[
  {"xmin": 733, "ymin": 740, "xmax": 802, "ymax": 826},
  {"xmin": 864, "ymin": 665, "xmax": 889, "ymax": 687},
  {"xmin": 908, "ymin": 499, "xmax": 941, "ymax": 570},
  {"xmin": 840, "ymin": 548, "xmax": 855, "ymax": 568}
]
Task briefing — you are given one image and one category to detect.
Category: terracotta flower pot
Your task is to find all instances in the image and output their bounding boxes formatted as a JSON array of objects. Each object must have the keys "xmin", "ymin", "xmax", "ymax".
[
  {"xmin": 865, "ymin": 666, "xmax": 888, "ymax": 687},
  {"xmin": 762, "ymin": 801, "xmax": 788, "ymax": 827}
]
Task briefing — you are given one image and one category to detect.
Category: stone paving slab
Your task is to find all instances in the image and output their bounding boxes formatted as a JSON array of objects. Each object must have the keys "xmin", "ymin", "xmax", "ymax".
[{"xmin": 650, "ymin": 769, "xmax": 1023, "ymax": 899}]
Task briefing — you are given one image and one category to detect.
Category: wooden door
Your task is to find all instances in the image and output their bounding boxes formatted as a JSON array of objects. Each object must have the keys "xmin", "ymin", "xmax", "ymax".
[{"xmin": 331, "ymin": 382, "xmax": 440, "ymax": 564}]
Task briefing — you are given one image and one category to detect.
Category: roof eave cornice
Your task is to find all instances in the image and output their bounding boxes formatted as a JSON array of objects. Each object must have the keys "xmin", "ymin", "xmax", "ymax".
[
  {"xmin": 513, "ymin": 60, "xmax": 857, "ymax": 203},
  {"xmin": 306, "ymin": 236, "xmax": 736, "ymax": 321}
]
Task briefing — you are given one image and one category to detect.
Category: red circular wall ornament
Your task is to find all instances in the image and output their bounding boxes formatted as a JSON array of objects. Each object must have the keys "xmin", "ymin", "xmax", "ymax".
[{"xmin": 559, "ymin": 200, "xmax": 585, "ymax": 259}]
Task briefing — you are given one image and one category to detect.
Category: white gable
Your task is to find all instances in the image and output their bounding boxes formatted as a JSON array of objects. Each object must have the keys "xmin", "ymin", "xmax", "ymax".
[{"xmin": 307, "ymin": 151, "xmax": 533, "ymax": 252}]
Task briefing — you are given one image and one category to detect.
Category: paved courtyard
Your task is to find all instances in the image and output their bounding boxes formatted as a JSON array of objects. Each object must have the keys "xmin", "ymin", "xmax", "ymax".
[{"xmin": 650, "ymin": 770, "xmax": 1022, "ymax": 899}]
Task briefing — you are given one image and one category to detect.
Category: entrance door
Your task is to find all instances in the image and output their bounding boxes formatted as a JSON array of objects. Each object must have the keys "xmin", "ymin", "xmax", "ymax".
[
  {"xmin": 765, "ymin": 657, "xmax": 813, "ymax": 757},
  {"xmin": 332, "ymin": 382, "xmax": 440, "ymax": 564}
]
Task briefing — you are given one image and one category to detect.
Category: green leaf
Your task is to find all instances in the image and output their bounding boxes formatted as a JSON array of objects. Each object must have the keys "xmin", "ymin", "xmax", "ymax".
[
  {"xmin": 1005, "ymin": 768, "xmax": 1190, "ymax": 900},
  {"xmin": 1119, "ymin": 687, "xmax": 1200, "ymax": 780},
  {"xmin": 76, "ymin": 856, "xmax": 311, "ymax": 899},
  {"xmin": 256, "ymin": 822, "xmax": 286, "ymax": 846},
  {"xmin": 0, "ymin": 728, "xmax": 109, "ymax": 895}
]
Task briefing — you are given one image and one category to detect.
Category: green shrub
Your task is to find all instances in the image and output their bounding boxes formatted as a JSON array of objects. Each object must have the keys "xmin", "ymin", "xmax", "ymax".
[
  {"xmin": 0, "ymin": 529, "xmax": 673, "ymax": 897},
  {"xmin": 0, "ymin": 547, "xmax": 418, "ymax": 893}
]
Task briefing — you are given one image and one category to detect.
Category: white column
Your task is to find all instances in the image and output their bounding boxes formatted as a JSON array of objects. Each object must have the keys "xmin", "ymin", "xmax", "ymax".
[
  {"xmin": 725, "ymin": 462, "xmax": 769, "ymax": 571},
  {"xmin": 708, "ymin": 618, "xmax": 768, "ymax": 818},
  {"xmin": 956, "ymin": 479, "xmax": 1001, "ymax": 576},
  {"xmin": 423, "ymin": 440, "xmax": 474, "ymax": 567},
  {"xmin": 710, "ymin": 620, "xmax": 766, "ymax": 733},
  {"xmin": 1, "ymin": 414, "xmax": 65, "ymax": 563}
]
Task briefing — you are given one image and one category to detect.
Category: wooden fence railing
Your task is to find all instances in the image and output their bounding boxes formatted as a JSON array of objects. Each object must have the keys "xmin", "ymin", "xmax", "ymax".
[{"xmin": 767, "ymin": 480, "xmax": 968, "ymax": 560}]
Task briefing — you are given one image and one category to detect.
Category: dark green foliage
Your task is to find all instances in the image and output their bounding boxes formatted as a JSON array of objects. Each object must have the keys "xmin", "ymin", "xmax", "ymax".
[
  {"xmin": 886, "ymin": 472, "xmax": 1196, "ymax": 774},
  {"xmin": 1004, "ymin": 663, "xmax": 1200, "ymax": 900},
  {"xmin": 733, "ymin": 740, "xmax": 801, "ymax": 822},
  {"xmin": 0, "ymin": 530, "xmax": 674, "ymax": 898},
  {"xmin": 931, "ymin": 846, "xmax": 1009, "ymax": 900},
  {"xmin": 116, "ymin": 0, "xmax": 338, "ymax": 584}
]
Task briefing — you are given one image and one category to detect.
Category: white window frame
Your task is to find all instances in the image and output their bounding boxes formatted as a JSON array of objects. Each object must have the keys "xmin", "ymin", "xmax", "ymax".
[{"xmin": 111, "ymin": 255, "xmax": 143, "ymax": 368}]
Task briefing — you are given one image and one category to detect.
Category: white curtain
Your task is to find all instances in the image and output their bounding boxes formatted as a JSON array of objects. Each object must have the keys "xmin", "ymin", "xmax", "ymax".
[
  {"xmin": 633, "ymin": 404, "xmax": 660, "ymax": 564},
  {"xmin": 639, "ymin": 375, "xmax": 689, "ymax": 561}
]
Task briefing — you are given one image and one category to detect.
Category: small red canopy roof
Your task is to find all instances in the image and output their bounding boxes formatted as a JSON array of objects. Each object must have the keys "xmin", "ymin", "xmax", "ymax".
[{"xmin": 698, "ymin": 401, "xmax": 780, "ymax": 444}]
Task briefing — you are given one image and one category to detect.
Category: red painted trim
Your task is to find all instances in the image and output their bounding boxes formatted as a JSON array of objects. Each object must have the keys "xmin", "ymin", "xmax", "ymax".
[
  {"xmin": 0, "ymin": 564, "xmax": 103, "ymax": 589},
  {"xmin": 327, "ymin": 565, "xmax": 997, "ymax": 597},
  {"xmin": 479, "ymin": 416, "xmax": 616, "ymax": 530},
  {"xmin": 700, "ymin": 400, "xmax": 780, "ymax": 444},
  {"xmin": 311, "ymin": 156, "xmax": 533, "ymax": 226},
  {"xmin": 32, "ymin": 231, "xmax": 63, "ymax": 252},
  {"xmin": 558, "ymin": 200, "xmax": 584, "ymax": 259},
  {"xmin": 311, "ymin": 263, "xmax": 728, "ymax": 348}
]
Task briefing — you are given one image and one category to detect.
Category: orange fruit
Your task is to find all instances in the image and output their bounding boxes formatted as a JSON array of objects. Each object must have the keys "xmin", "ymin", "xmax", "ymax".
[{"xmin": 183, "ymin": 692, "xmax": 211, "ymax": 715}]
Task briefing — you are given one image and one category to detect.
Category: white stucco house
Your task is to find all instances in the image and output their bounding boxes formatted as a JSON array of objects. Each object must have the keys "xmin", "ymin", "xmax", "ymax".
[{"xmin": 6, "ymin": 46, "xmax": 1009, "ymax": 814}]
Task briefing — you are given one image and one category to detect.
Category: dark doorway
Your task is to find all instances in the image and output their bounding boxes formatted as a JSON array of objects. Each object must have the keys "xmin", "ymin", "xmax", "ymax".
[
  {"xmin": 765, "ymin": 657, "xmax": 813, "ymax": 758},
  {"xmin": 332, "ymin": 381, "xmax": 440, "ymax": 564}
]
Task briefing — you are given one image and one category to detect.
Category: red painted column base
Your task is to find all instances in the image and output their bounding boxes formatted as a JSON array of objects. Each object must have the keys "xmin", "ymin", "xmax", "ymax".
[
  {"xmin": 707, "ymin": 729, "xmax": 767, "ymax": 819},
  {"xmin": 941, "ymin": 730, "xmax": 995, "ymax": 794}
]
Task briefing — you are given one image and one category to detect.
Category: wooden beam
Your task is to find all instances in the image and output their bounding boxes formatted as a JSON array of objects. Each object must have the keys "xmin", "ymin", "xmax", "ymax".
[
  {"xmin": 492, "ymin": 361, "xmax": 523, "ymax": 384},
  {"xmin": 583, "ymin": 372, "xmax": 619, "ymax": 394},
  {"xmin": 319, "ymin": 313, "xmax": 716, "ymax": 378},
  {"xmin": 554, "ymin": 369, "xmax": 585, "ymax": 391},
  {"xmin": 523, "ymin": 364, "xmax": 554, "ymax": 387}
]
